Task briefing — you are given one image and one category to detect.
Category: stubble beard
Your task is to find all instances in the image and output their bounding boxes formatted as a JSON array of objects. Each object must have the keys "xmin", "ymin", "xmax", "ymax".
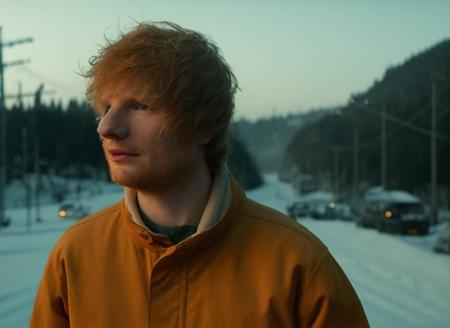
[{"xmin": 106, "ymin": 151, "xmax": 202, "ymax": 194}]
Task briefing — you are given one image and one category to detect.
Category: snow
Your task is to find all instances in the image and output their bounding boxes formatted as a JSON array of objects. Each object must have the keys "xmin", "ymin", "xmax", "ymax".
[
  {"xmin": 1, "ymin": 174, "xmax": 450, "ymax": 327},
  {"xmin": 302, "ymin": 191, "xmax": 335, "ymax": 203},
  {"xmin": 365, "ymin": 189, "xmax": 422, "ymax": 203},
  {"xmin": 0, "ymin": 180, "xmax": 123, "ymax": 328}
]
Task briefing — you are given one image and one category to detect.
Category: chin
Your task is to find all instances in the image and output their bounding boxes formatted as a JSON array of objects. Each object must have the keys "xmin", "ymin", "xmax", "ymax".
[
  {"xmin": 109, "ymin": 167, "xmax": 161, "ymax": 190},
  {"xmin": 107, "ymin": 156, "xmax": 202, "ymax": 191},
  {"xmin": 110, "ymin": 175, "xmax": 135, "ymax": 188},
  {"xmin": 108, "ymin": 166, "xmax": 143, "ymax": 188}
]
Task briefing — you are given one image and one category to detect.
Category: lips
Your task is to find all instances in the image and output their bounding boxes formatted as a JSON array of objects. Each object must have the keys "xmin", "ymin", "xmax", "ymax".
[{"xmin": 107, "ymin": 149, "xmax": 139, "ymax": 162}]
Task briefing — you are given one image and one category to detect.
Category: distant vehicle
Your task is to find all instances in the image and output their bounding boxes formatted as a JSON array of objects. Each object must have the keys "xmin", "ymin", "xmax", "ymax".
[
  {"xmin": 334, "ymin": 202, "xmax": 355, "ymax": 221},
  {"xmin": 304, "ymin": 192, "xmax": 338, "ymax": 220},
  {"xmin": 433, "ymin": 223, "xmax": 450, "ymax": 255},
  {"xmin": 357, "ymin": 190, "xmax": 429, "ymax": 235},
  {"xmin": 287, "ymin": 201, "xmax": 310, "ymax": 219},
  {"xmin": 287, "ymin": 192, "xmax": 352, "ymax": 220},
  {"xmin": 310, "ymin": 201, "xmax": 337, "ymax": 220},
  {"xmin": 288, "ymin": 200, "xmax": 345, "ymax": 220},
  {"xmin": 311, "ymin": 201, "xmax": 354, "ymax": 221},
  {"xmin": 58, "ymin": 203, "xmax": 89, "ymax": 220}
]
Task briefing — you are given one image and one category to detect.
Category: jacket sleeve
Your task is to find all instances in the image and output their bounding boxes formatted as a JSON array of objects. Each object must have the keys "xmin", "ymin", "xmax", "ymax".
[
  {"xmin": 297, "ymin": 250, "xmax": 369, "ymax": 328},
  {"xmin": 29, "ymin": 245, "xmax": 69, "ymax": 328}
]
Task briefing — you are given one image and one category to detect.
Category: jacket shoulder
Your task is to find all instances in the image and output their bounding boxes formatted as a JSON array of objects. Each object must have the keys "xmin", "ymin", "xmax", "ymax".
[
  {"xmin": 66, "ymin": 201, "xmax": 122, "ymax": 230},
  {"xmin": 55, "ymin": 201, "xmax": 123, "ymax": 249},
  {"xmin": 240, "ymin": 197, "xmax": 327, "ymax": 253}
]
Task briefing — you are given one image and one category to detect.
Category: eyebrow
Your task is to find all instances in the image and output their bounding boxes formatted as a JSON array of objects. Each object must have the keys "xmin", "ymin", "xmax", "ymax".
[{"xmin": 97, "ymin": 96, "xmax": 148, "ymax": 109}]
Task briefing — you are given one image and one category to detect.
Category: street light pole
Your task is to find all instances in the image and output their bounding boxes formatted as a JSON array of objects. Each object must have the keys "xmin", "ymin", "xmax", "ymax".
[
  {"xmin": 431, "ymin": 76, "xmax": 438, "ymax": 225},
  {"xmin": 381, "ymin": 101, "xmax": 387, "ymax": 189},
  {"xmin": 333, "ymin": 147, "xmax": 339, "ymax": 193},
  {"xmin": 352, "ymin": 127, "xmax": 359, "ymax": 202}
]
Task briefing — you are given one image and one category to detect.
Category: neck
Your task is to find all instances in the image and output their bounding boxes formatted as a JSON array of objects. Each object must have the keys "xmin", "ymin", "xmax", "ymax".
[{"xmin": 136, "ymin": 161, "xmax": 212, "ymax": 227}]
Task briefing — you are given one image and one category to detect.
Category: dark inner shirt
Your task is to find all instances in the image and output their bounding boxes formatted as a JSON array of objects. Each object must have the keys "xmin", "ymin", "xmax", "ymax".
[{"xmin": 137, "ymin": 203, "xmax": 198, "ymax": 244}]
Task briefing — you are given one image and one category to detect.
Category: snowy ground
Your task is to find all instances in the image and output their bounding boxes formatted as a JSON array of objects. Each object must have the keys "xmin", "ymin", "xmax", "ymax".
[{"xmin": 1, "ymin": 175, "xmax": 450, "ymax": 327}]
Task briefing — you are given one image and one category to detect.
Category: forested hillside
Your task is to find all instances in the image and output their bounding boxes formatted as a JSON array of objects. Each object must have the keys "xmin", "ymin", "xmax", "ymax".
[{"xmin": 282, "ymin": 39, "xmax": 450, "ymax": 199}]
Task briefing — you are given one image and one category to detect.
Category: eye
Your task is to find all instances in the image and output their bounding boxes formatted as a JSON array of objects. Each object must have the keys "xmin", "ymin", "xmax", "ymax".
[{"xmin": 133, "ymin": 103, "xmax": 150, "ymax": 111}]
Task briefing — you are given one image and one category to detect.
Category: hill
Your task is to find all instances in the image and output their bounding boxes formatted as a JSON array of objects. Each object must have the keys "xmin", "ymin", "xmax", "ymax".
[{"xmin": 281, "ymin": 39, "xmax": 450, "ymax": 200}]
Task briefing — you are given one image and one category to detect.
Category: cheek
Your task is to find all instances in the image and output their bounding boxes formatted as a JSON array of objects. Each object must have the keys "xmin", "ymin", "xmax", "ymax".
[{"xmin": 134, "ymin": 129, "xmax": 162, "ymax": 151}]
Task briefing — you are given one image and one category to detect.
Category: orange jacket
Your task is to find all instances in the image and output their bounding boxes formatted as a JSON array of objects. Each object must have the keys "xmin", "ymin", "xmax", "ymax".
[{"xmin": 30, "ymin": 177, "xmax": 369, "ymax": 327}]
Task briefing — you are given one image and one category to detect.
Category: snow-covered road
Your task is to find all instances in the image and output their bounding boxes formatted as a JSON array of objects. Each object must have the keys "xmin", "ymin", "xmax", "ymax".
[
  {"xmin": 248, "ymin": 175, "xmax": 450, "ymax": 328},
  {"xmin": 1, "ymin": 175, "xmax": 449, "ymax": 327}
]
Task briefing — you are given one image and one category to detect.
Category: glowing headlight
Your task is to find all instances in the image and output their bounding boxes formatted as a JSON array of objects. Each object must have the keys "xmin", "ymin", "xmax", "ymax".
[
  {"xmin": 384, "ymin": 210, "xmax": 393, "ymax": 219},
  {"xmin": 58, "ymin": 210, "xmax": 67, "ymax": 218}
]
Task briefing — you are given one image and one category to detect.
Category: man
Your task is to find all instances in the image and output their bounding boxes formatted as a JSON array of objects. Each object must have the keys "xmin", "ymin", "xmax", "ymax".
[{"xmin": 30, "ymin": 22, "xmax": 369, "ymax": 327}]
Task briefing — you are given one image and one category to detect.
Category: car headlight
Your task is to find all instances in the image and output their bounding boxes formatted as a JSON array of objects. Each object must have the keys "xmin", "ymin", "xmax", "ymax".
[{"xmin": 58, "ymin": 210, "xmax": 67, "ymax": 218}]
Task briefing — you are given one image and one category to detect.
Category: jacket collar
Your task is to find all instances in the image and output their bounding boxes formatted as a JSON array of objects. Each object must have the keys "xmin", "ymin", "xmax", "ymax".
[
  {"xmin": 124, "ymin": 164, "xmax": 231, "ymax": 235},
  {"xmin": 121, "ymin": 169, "xmax": 243, "ymax": 254}
]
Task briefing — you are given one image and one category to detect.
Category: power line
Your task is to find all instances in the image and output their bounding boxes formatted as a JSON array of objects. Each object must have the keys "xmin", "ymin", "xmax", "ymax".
[
  {"xmin": 354, "ymin": 102, "xmax": 450, "ymax": 143},
  {"xmin": 17, "ymin": 65, "xmax": 75, "ymax": 94},
  {"xmin": 328, "ymin": 101, "xmax": 448, "ymax": 152}
]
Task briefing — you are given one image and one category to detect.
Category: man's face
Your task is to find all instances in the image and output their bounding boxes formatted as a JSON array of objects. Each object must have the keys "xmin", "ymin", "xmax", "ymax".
[{"xmin": 96, "ymin": 85, "xmax": 206, "ymax": 192}]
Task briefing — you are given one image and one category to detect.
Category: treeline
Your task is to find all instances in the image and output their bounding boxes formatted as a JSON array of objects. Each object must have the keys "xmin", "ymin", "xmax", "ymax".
[
  {"xmin": 6, "ymin": 99, "xmax": 103, "ymax": 179},
  {"xmin": 4, "ymin": 100, "xmax": 262, "ymax": 190},
  {"xmin": 282, "ymin": 39, "xmax": 450, "ymax": 196},
  {"xmin": 234, "ymin": 110, "xmax": 329, "ymax": 173}
]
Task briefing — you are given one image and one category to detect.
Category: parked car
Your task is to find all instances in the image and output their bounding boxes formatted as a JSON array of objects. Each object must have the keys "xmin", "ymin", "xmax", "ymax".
[
  {"xmin": 58, "ymin": 203, "xmax": 89, "ymax": 220},
  {"xmin": 357, "ymin": 190, "xmax": 429, "ymax": 235},
  {"xmin": 287, "ymin": 191, "xmax": 356, "ymax": 221},
  {"xmin": 334, "ymin": 202, "xmax": 356, "ymax": 221},
  {"xmin": 304, "ymin": 192, "xmax": 337, "ymax": 220},
  {"xmin": 309, "ymin": 201, "xmax": 337, "ymax": 219},
  {"xmin": 433, "ymin": 223, "xmax": 450, "ymax": 255},
  {"xmin": 286, "ymin": 201, "xmax": 310, "ymax": 219}
]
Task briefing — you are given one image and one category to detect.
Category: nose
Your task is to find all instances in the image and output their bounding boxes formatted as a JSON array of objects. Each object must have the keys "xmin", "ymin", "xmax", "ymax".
[{"xmin": 97, "ymin": 108, "xmax": 129, "ymax": 140}]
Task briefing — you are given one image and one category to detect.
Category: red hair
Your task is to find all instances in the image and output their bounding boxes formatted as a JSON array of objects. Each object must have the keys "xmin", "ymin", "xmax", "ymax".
[{"xmin": 84, "ymin": 21, "xmax": 238, "ymax": 173}]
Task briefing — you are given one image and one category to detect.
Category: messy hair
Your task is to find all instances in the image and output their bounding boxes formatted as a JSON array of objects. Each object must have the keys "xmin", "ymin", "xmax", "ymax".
[{"xmin": 84, "ymin": 21, "xmax": 238, "ymax": 174}]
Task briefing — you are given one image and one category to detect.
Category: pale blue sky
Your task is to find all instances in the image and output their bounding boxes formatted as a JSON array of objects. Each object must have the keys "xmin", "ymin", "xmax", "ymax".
[{"xmin": 2, "ymin": 0, "xmax": 450, "ymax": 119}]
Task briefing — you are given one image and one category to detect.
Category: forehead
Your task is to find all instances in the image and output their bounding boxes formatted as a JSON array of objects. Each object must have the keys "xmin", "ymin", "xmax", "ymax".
[{"xmin": 96, "ymin": 80, "xmax": 152, "ymax": 107}]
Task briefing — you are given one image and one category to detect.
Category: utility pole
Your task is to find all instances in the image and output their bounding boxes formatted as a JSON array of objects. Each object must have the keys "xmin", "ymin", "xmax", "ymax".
[
  {"xmin": 352, "ymin": 127, "xmax": 359, "ymax": 202},
  {"xmin": 34, "ymin": 137, "xmax": 42, "ymax": 223},
  {"xmin": 0, "ymin": 27, "xmax": 5, "ymax": 227},
  {"xmin": 33, "ymin": 84, "xmax": 43, "ymax": 223},
  {"xmin": 17, "ymin": 81, "xmax": 23, "ymax": 109},
  {"xmin": 332, "ymin": 147, "xmax": 339, "ymax": 194},
  {"xmin": 431, "ymin": 76, "xmax": 438, "ymax": 225},
  {"xmin": 22, "ymin": 128, "xmax": 31, "ymax": 231},
  {"xmin": 381, "ymin": 101, "xmax": 387, "ymax": 189},
  {"xmin": 0, "ymin": 27, "xmax": 33, "ymax": 227}
]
